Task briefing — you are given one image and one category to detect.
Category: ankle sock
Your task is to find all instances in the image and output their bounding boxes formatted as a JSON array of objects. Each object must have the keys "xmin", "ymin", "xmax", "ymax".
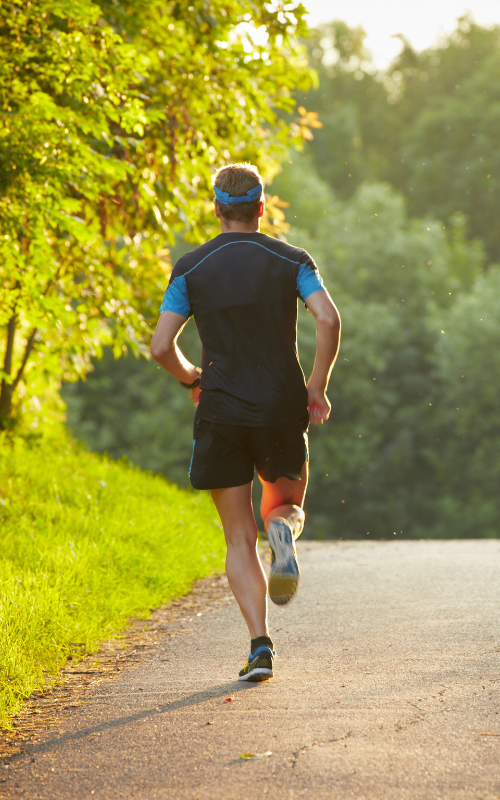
[{"xmin": 251, "ymin": 635, "xmax": 274, "ymax": 654}]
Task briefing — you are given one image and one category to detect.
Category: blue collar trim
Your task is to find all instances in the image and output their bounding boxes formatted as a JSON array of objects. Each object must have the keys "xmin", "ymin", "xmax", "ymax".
[{"xmin": 214, "ymin": 184, "xmax": 262, "ymax": 205}]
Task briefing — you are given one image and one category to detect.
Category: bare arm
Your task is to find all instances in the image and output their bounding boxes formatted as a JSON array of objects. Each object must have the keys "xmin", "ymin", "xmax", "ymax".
[
  {"xmin": 151, "ymin": 311, "xmax": 199, "ymax": 389},
  {"xmin": 304, "ymin": 290, "xmax": 341, "ymax": 425}
]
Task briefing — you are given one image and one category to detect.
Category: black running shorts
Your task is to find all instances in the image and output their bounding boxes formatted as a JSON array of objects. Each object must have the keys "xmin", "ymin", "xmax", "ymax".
[{"xmin": 189, "ymin": 417, "xmax": 309, "ymax": 490}]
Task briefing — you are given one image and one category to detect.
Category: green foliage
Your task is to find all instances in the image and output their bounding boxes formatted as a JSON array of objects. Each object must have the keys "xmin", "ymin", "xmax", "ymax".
[
  {"xmin": 0, "ymin": 430, "xmax": 225, "ymax": 727},
  {"xmin": 10, "ymin": 10, "xmax": 500, "ymax": 541},
  {"xmin": 401, "ymin": 50, "xmax": 500, "ymax": 259},
  {"xmin": 65, "ymin": 156, "xmax": 498, "ymax": 539},
  {"xmin": 427, "ymin": 268, "xmax": 500, "ymax": 536},
  {"xmin": 300, "ymin": 20, "xmax": 394, "ymax": 198},
  {"xmin": 282, "ymin": 14, "xmax": 500, "ymax": 536},
  {"xmin": 273, "ymin": 156, "xmax": 496, "ymax": 538},
  {"xmin": 0, "ymin": 0, "xmax": 313, "ymax": 427},
  {"xmin": 64, "ymin": 327, "xmax": 201, "ymax": 487},
  {"xmin": 301, "ymin": 15, "xmax": 500, "ymax": 258}
]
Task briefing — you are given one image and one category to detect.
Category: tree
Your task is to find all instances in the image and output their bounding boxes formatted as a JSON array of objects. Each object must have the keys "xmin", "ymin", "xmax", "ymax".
[
  {"xmin": 429, "ymin": 268, "xmax": 500, "ymax": 537},
  {"xmin": 61, "ymin": 14, "xmax": 500, "ymax": 538},
  {"xmin": 0, "ymin": 0, "xmax": 313, "ymax": 428},
  {"xmin": 66, "ymin": 154, "xmax": 492, "ymax": 538},
  {"xmin": 63, "ymin": 315, "xmax": 202, "ymax": 488},
  {"xmin": 272, "ymin": 156, "xmax": 487, "ymax": 537},
  {"xmin": 300, "ymin": 16, "xmax": 500, "ymax": 258},
  {"xmin": 297, "ymin": 20, "xmax": 395, "ymax": 198},
  {"xmin": 401, "ymin": 50, "xmax": 500, "ymax": 259}
]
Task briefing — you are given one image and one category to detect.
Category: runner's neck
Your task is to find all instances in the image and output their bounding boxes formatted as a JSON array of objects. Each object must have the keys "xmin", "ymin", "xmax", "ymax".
[{"xmin": 219, "ymin": 220, "xmax": 261, "ymax": 234}]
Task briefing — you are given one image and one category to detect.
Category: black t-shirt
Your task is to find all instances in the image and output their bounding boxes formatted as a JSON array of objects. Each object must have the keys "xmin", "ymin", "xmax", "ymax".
[{"xmin": 159, "ymin": 232, "xmax": 325, "ymax": 427}]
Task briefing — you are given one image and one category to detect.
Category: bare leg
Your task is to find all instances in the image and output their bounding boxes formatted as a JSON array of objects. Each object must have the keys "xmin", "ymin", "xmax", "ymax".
[
  {"xmin": 259, "ymin": 462, "xmax": 308, "ymax": 604},
  {"xmin": 260, "ymin": 461, "xmax": 308, "ymax": 536},
  {"xmin": 210, "ymin": 482, "xmax": 269, "ymax": 640}
]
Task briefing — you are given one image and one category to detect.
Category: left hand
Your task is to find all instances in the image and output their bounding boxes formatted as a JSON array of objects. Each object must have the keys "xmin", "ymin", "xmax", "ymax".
[{"xmin": 307, "ymin": 388, "xmax": 331, "ymax": 425}]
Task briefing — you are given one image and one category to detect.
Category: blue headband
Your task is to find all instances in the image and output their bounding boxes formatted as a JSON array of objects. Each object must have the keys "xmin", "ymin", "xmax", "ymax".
[{"xmin": 214, "ymin": 184, "xmax": 263, "ymax": 205}]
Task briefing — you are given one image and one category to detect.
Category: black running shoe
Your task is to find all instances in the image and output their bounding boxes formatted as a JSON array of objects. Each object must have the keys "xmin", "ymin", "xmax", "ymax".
[
  {"xmin": 238, "ymin": 646, "xmax": 275, "ymax": 682},
  {"xmin": 267, "ymin": 519, "xmax": 299, "ymax": 605}
]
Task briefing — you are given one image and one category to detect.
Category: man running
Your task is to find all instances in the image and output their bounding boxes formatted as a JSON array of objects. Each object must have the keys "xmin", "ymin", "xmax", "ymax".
[{"xmin": 151, "ymin": 163, "xmax": 340, "ymax": 682}]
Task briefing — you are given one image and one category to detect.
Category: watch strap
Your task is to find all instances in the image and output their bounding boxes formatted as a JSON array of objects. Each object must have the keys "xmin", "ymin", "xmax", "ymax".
[{"xmin": 180, "ymin": 367, "xmax": 202, "ymax": 389}]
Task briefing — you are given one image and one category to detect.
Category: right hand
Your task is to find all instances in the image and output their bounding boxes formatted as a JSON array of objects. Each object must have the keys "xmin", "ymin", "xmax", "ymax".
[
  {"xmin": 190, "ymin": 386, "xmax": 201, "ymax": 406},
  {"xmin": 307, "ymin": 388, "xmax": 331, "ymax": 425}
]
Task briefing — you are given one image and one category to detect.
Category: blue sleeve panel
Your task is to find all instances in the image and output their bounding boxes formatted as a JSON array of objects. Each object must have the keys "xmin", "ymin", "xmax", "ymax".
[
  {"xmin": 296, "ymin": 262, "xmax": 325, "ymax": 301},
  {"xmin": 159, "ymin": 275, "xmax": 191, "ymax": 317}
]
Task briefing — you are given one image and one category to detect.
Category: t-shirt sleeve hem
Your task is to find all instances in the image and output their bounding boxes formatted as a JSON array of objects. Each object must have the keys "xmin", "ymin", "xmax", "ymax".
[
  {"xmin": 159, "ymin": 275, "xmax": 191, "ymax": 317},
  {"xmin": 296, "ymin": 262, "xmax": 325, "ymax": 302},
  {"xmin": 301, "ymin": 283, "xmax": 326, "ymax": 301}
]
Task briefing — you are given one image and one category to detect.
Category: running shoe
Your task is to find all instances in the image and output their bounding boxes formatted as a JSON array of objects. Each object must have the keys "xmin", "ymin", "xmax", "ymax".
[
  {"xmin": 267, "ymin": 518, "xmax": 300, "ymax": 605},
  {"xmin": 238, "ymin": 646, "xmax": 275, "ymax": 682}
]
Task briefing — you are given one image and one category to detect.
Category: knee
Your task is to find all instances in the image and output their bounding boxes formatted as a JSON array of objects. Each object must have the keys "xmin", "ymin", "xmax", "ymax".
[{"xmin": 224, "ymin": 526, "xmax": 258, "ymax": 550}]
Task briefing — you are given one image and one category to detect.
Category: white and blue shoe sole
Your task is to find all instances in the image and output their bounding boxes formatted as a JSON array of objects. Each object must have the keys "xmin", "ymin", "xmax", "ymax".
[
  {"xmin": 238, "ymin": 667, "xmax": 273, "ymax": 682},
  {"xmin": 267, "ymin": 520, "xmax": 300, "ymax": 605}
]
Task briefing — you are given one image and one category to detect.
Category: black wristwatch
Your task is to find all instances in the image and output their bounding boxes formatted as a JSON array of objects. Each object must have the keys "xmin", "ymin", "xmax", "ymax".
[{"xmin": 180, "ymin": 367, "xmax": 202, "ymax": 389}]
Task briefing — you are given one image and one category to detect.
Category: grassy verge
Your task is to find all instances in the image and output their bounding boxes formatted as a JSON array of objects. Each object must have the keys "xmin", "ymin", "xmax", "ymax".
[{"xmin": 0, "ymin": 431, "xmax": 225, "ymax": 728}]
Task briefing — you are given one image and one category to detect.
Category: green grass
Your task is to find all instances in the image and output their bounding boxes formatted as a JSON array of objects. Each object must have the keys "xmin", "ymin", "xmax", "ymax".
[{"xmin": 0, "ymin": 430, "xmax": 226, "ymax": 728}]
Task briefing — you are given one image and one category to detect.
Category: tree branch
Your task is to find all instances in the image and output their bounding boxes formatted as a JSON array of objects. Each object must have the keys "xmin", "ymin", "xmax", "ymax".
[
  {"xmin": 0, "ymin": 265, "xmax": 58, "ymax": 426},
  {"xmin": 0, "ymin": 314, "xmax": 17, "ymax": 424},
  {"xmin": 11, "ymin": 328, "xmax": 38, "ymax": 392},
  {"xmin": 2, "ymin": 314, "xmax": 16, "ymax": 378}
]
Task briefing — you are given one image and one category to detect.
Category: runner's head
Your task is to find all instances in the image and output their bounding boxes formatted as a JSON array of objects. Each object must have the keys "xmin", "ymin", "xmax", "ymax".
[{"xmin": 213, "ymin": 163, "xmax": 264, "ymax": 223}]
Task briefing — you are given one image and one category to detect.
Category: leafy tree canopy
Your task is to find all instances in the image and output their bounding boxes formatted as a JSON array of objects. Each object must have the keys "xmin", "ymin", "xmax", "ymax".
[
  {"xmin": 272, "ymin": 155, "xmax": 489, "ymax": 537},
  {"xmin": 0, "ymin": 0, "xmax": 314, "ymax": 427},
  {"xmin": 301, "ymin": 15, "xmax": 500, "ymax": 258},
  {"xmin": 66, "ymin": 152, "xmax": 496, "ymax": 539}
]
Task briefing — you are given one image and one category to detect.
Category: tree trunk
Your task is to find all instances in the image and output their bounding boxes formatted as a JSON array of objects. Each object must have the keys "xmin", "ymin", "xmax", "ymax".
[{"xmin": 0, "ymin": 315, "xmax": 16, "ymax": 428}]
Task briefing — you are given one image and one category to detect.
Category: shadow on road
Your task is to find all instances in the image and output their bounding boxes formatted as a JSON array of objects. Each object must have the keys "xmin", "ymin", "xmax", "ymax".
[{"xmin": 2, "ymin": 680, "xmax": 257, "ymax": 763}]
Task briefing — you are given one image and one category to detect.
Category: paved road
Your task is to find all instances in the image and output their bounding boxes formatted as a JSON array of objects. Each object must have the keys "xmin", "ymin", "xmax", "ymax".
[{"xmin": 2, "ymin": 540, "xmax": 500, "ymax": 799}]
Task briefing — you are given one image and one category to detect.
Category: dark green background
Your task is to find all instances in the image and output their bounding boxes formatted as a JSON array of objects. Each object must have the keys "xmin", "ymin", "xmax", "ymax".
[{"xmin": 64, "ymin": 17, "xmax": 500, "ymax": 539}]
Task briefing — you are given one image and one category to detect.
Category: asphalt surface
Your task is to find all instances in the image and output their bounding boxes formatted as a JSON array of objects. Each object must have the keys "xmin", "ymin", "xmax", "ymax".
[{"xmin": 2, "ymin": 540, "xmax": 500, "ymax": 800}]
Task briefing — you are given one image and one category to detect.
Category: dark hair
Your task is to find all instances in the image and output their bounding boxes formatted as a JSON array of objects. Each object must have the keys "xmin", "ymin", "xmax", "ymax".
[{"xmin": 213, "ymin": 162, "xmax": 264, "ymax": 222}]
